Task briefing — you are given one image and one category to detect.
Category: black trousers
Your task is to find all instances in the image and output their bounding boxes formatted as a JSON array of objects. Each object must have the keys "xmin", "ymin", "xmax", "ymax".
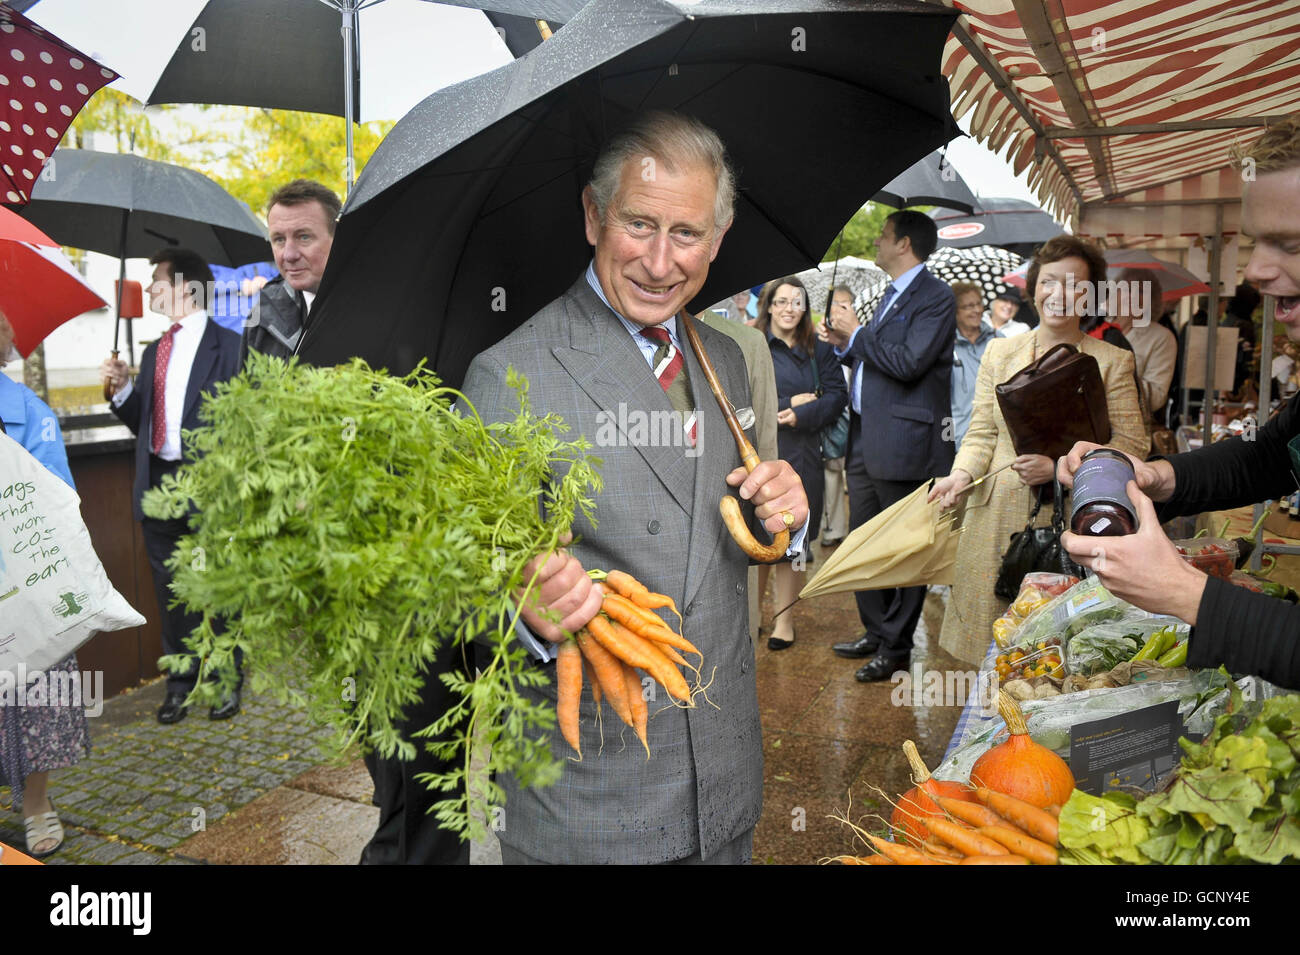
[
  {"xmin": 845, "ymin": 412, "xmax": 926, "ymax": 662},
  {"xmin": 140, "ymin": 455, "xmax": 241, "ymax": 695},
  {"xmin": 359, "ymin": 651, "xmax": 470, "ymax": 866}
]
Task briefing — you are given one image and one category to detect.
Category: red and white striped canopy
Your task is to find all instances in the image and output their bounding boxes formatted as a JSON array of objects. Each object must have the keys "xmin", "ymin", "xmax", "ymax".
[{"xmin": 939, "ymin": 0, "xmax": 1300, "ymax": 242}]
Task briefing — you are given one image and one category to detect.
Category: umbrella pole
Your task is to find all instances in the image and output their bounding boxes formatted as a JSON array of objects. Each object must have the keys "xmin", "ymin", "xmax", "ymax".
[
  {"xmin": 103, "ymin": 210, "xmax": 129, "ymax": 401},
  {"xmin": 678, "ymin": 310, "xmax": 792, "ymax": 562},
  {"xmin": 341, "ymin": 0, "xmax": 358, "ymax": 192}
]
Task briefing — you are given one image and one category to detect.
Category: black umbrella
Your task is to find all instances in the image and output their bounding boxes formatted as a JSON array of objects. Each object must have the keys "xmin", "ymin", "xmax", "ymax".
[
  {"xmin": 9, "ymin": 148, "xmax": 271, "ymax": 364},
  {"xmin": 930, "ymin": 196, "xmax": 1064, "ymax": 258},
  {"xmin": 300, "ymin": 0, "xmax": 961, "ymax": 390},
  {"xmin": 873, "ymin": 148, "xmax": 978, "ymax": 214}
]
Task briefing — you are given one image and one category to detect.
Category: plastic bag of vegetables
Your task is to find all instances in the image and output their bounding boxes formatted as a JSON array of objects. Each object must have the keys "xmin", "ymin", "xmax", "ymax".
[
  {"xmin": 1065, "ymin": 618, "xmax": 1186, "ymax": 676},
  {"xmin": 1008, "ymin": 576, "xmax": 1155, "ymax": 650}
]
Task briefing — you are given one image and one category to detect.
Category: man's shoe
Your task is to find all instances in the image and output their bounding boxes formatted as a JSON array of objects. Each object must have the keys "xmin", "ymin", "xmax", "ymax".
[
  {"xmin": 157, "ymin": 693, "xmax": 189, "ymax": 724},
  {"xmin": 833, "ymin": 633, "xmax": 881, "ymax": 659},
  {"xmin": 209, "ymin": 688, "xmax": 241, "ymax": 721},
  {"xmin": 855, "ymin": 656, "xmax": 908, "ymax": 683}
]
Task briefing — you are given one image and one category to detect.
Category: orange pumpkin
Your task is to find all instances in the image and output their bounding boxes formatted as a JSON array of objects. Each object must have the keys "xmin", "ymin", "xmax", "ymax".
[
  {"xmin": 971, "ymin": 690, "xmax": 1075, "ymax": 809},
  {"xmin": 891, "ymin": 740, "xmax": 978, "ymax": 846}
]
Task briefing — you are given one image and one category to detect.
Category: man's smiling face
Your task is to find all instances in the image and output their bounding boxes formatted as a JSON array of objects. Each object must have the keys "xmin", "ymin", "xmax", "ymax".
[
  {"xmin": 583, "ymin": 156, "xmax": 727, "ymax": 327},
  {"xmin": 1242, "ymin": 166, "xmax": 1300, "ymax": 340}
]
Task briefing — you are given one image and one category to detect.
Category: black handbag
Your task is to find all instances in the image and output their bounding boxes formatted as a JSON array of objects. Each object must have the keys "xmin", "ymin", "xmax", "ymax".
[
  {"xmin": 994, "ymin": 477, "xmax": 1083, "ymax": 600},
  {"xmin": 809, "ymin": 348, "xmax": 850, "ymax": 460}
]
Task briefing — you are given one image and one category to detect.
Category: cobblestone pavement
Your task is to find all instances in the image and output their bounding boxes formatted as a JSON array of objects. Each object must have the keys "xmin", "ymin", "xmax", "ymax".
[{"xmin": 0, "ymin": 679, "xmax": 353, "ymax": 865}]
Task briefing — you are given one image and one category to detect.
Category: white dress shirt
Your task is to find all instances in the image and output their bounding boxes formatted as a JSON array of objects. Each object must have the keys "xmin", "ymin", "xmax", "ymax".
[{"xmin": 112, "ymin": 309, "xmax": 209, "ymax": 461}]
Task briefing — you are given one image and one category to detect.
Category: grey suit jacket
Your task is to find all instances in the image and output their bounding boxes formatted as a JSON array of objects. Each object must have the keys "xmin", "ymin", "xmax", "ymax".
[{"xmin": 461, "ymin": 275, "xmax": 762, "ymax": 864}]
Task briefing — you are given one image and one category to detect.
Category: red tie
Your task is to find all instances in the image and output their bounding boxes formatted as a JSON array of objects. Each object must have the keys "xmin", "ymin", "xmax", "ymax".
[
  {"xmin": 151, "ymin": 322, "xmax": 182, "ymax": 455},
  {"xmin": 639, "ymin": 325, "xmax": 697, "ymax": 446}
]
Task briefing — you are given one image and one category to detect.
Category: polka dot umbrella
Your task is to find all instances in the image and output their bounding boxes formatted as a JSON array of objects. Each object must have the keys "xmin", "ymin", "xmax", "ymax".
[
  {"xmin": 855, "ymin": 244, "xmax": 1024, "ymax": 321},
  {"xmin": 0, "ymin": 3, "xmax": 117, "ymax": 206}
]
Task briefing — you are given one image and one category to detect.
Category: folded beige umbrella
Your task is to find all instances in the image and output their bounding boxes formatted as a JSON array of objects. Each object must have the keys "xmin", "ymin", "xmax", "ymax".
[{"xmin": 799, "ymin": 480, "xmax": 962, "ymax": 601}]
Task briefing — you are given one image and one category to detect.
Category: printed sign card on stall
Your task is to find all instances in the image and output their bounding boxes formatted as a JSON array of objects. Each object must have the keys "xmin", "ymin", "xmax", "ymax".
[
  {"xmin": 1069, "ymin": 700, "xmax": 1187, "ymax": 794},
  {"xmin": 0, "ymin": 432, "xmax": 143, "ymax": 673}
]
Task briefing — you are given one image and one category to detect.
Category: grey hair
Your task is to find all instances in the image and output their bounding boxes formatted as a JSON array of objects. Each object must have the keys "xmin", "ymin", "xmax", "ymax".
[{"xmin": 587, "ymin": 110, "xmax": 736, "ymax": 234}]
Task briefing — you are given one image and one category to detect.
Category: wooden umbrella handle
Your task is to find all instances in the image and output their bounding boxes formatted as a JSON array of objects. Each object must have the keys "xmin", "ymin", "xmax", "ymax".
[
  {"xmin": 678, "ymin": 311, "xmax": 791, "ymax": 563},
  {"xmin": 102, "ymin": 349, "xmax": 120, "ymax": 402}
]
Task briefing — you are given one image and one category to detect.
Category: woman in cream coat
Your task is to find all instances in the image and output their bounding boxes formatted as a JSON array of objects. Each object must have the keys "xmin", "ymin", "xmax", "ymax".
[{"xmin": 929, "ymin": 237, "xmax": 1150, "ymax": 664}]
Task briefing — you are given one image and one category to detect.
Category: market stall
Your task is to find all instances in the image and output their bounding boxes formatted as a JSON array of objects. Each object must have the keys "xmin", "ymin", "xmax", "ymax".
[{"xmin": 833, "ymin": 564, "xmax": 1299, "ymax": 865}]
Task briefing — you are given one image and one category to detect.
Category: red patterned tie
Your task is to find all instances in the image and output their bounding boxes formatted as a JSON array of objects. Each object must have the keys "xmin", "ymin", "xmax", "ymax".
[
  {"xmin": 150, "ymin": 322, "xmax": 182, "ymax": 455},
  {"xmin": 639, "ymin": 325, "xmax": 697, "ymax": 446}
]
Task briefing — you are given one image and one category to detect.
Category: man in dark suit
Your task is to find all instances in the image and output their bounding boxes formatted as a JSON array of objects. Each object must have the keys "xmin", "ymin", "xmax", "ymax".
[
  {"xmin": 100, "ymin": 248, "xmax": 243, "ymax": 723},
  {"xmin": 823, "ymin": 210, "xmax": 956, "ymax": 681},
  {"xmin": 240, "ymin": 179, "xmax": 340, "ymax": 364}
]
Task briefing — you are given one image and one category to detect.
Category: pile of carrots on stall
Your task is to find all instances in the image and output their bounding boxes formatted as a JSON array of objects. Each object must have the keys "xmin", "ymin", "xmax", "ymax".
[
  {"xmin": 834, "ymin": 690, "xmax": 1074, "ymax": 865},
  {"xmin": 555, "ymin": 570, "xmax": 704, "ymax": 760}
]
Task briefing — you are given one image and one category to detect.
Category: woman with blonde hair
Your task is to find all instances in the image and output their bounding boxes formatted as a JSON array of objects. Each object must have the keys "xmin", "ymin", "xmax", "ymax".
[
  {"xmin": 928, "ymin": 236, "xmax": 1150, "ymax": 663},
  {"xmin": 0, "ymin": 312, "xmax": 88, "ymax": 857}
]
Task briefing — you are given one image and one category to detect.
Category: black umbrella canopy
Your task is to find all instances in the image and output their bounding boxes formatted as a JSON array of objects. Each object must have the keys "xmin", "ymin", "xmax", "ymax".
[
  {"xmin": 302, "ymin": 0, "xmax": 960, "ymax": 388},
  {"xmin": 140, "ymin": 0, "xmax": 587, "ymax": 121},
  {"xmin": 931, "ymin": 196, "xmax": 1064, "ymax": 257},
  {"xmin": 11, "ymin": 148, "xmax": 270, "ymax": 266},
  {"xmin": 873, "ymin": 148, "xmax": 977, "ymax": 214}
]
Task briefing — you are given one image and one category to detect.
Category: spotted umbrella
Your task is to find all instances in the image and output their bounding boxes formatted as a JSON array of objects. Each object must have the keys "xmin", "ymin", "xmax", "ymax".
[
  {"xmin": 796, "ymin": 255, "xmax": 885, "ymax": 318},
  {"xmin": 856, "ymin": 244, "xmax": 1023, "ymax": 321},
  {"xmin": 0, "ymin": 2, "xmax": 117, "ymax": 205}
]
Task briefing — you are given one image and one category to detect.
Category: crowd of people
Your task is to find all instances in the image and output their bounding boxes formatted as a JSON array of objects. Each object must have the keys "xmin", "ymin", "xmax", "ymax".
[{"xmin": 4, "ymin": 106, "xmax": 1299, "ymax": 865}]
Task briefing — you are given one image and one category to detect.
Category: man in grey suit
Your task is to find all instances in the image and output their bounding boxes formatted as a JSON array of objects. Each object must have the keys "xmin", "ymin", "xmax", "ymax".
[{"xmin": 460, "ymin": 111, "xmax": 808, "ymax": 864}]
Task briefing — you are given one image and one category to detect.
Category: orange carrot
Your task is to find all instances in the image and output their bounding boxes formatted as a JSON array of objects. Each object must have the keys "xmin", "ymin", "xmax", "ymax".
[
  {"xmin": 556, "ymin": 640, "xmax": 582, "ymax": 759},
  {"xmin": 601, "ymin": 594, "xmax": 700, "ymax": 656},
  {"xmin": 625, "ymin": 666, "xmax": 650, "ymax": 758},
  {"xmin": 974, "ymin": 788, "xmax": 1059, "ymax": 845},
  {"xmin": 919, "ymin": 816, "xmax": 1006, "ymax": 856},
  {"xmin": 586, "ymin": 613, "xmax": 656, "ymax": 668},
  {"xmin": 922, "ymin": 839, "xmax": 964, "ymax": 859},
  {"xmin": 832, "ymin": 855, "xmax": 893, "ymax": 865},
  {"xmin": 605, "ymin": 618, "xmax": 692, "ymax": 702},
  {"xmin": 934, "ymin": 794, "xmax": 1027, "ymax": 834},
  {"xmin": 977, "ymin": 825, "xmax": 1059, "ymax": 865},
  {"xmin": 958, "ymin": 855, "xmax": 1029, "ymax": 865},
  {"xmin": 648, "ymin": 639, "xmax": 691, "ymax": 668},
  {"xmin": 576, "ymin": 630, "xmax": 632, "ymax": 727},
  {"xmin": 1044, "ymin": 804, "xmax": 1062, "ymax": 818},
  {"xmin": 604, "ymin": 569, "xmax": 680, "ymax": 616},
  {"xmin": 863, "ymin": 834, "xmax": 953, "ymax": 865},
  {"xmin": 583, "ymin": 656, "xmax": 603, "ymax": 708}
]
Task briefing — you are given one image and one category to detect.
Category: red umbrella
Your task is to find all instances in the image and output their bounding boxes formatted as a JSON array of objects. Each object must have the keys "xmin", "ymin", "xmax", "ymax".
[
  {"xmin": 0, "ymin": 204, "xmax": 106, "ymax": 357},
  {"xmin": 0, "ymin": 2, "xmax": 117, "ymax": 205},
  {"xmin": 1002, "ymin": 249, "xmax": 1211, "ymax": 303}
]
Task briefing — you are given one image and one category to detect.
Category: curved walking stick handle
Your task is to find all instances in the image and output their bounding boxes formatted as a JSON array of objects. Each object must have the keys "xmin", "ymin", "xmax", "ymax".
[{"xmin": 678, "ymin": 311, "xmax": 791, "ymax": 563}]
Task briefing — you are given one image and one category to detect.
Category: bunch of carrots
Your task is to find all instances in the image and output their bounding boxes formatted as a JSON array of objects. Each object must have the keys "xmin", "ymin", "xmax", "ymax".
[
  {"xmin": 833, "ymin": 741, "xmax": 1062, "ymax": 866},
  {"xmin": 555, "ymin": 570, "xmax": 704, "ymax": 761}
]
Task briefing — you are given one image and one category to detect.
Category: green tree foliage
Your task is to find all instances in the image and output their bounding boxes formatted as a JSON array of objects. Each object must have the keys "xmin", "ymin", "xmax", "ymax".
[
  {"xmin": 196, "ymin": 108, "xmax": 393, "ymax": 215},
  {"xmin": 68, "ymin": 88, "xmax": 177, "ymax": 159},
  {"xmin": 821, "ymin": 203, "xmax": 892, "ymax": 262},
  {"xmin": 68, "ymin": 89, "xmax": 392, "ymax": 217},
  {"xmin": 821, "ymin": 202, "xmax": 939, "ymax": 263}
]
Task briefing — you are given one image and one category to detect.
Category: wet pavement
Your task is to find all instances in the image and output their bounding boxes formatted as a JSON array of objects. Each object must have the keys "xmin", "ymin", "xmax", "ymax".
[
  {"xmin": 1, "ymin": 540, "xmax": 963, "ymax": 865},
  {"xmin": 751, "ymin": 546, "xmax": 963, "ymax": 865}
]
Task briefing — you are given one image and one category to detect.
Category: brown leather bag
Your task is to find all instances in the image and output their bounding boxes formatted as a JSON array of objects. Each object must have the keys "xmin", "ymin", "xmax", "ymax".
[{"xmin": 995, "ymin": 343, "xmax": 1111, "ymax": 461}]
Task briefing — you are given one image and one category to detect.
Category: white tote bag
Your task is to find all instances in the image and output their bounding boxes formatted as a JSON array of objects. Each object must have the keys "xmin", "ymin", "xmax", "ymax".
[{"xmin": 0, "ymin": 431, "xmax": 145, "ymax": 672}]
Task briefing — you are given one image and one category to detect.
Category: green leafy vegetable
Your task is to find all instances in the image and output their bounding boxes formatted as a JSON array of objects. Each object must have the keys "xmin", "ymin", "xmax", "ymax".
[
  {"xmin": 1061, "ymin": 681, "xmax": 1300, "ymax": 864},
  {"xmin": 143, "ymin": 352, "xmax": 601, "ymax": 840}
]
